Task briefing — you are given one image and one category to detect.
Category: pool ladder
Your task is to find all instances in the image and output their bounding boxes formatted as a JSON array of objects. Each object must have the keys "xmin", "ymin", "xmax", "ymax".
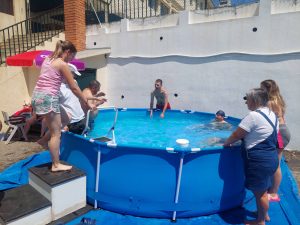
[{"xmin": 82, "ymin": 106, "xmax": 118, "ymax": 145}]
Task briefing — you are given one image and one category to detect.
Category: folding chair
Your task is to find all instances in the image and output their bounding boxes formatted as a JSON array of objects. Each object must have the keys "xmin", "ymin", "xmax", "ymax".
[{"xmin": 1, "ymin": 111, "xmax": 28, "ymax": 144}]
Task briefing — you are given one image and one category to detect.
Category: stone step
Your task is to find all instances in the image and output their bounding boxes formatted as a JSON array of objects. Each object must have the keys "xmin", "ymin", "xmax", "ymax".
[
  {"xmin": 0, "ymin": 34, "xmax": 60, "ymax": 49},
  {"xmin": 0, "ymin": 184, "xmax": 52, "ymax": 225},
  {"xmin": 0, "ymin": 30, "xmax": 63, "ymax": 48},
  {"xmin": 29, "ymin": 162, "xmax": 87, "ymax": 220},
  {"xmin": 47, "ymin": 205, "xmax": 93, "ymax": 225}
]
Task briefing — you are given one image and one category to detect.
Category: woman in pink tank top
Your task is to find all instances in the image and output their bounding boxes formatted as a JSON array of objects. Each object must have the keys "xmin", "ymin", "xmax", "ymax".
[{"xmin": 31, "ymin": 40, "xmax": 89, "ymax": 172}]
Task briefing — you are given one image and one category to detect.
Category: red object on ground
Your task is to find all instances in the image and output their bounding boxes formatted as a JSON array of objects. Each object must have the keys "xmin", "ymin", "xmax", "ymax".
[
  {"xmin": 13, "ymin": 105, "xmax": 32, "ymax": 117},
  {"xmin": 6, "ymin": 51, "xmax": 43, "ymax": 67}
]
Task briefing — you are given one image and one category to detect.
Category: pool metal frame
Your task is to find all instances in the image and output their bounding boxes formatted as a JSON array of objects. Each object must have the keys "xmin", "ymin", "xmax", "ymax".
[
  {"xmin": 61, "ymin": 108, "xmax": 245, "ymax": 219},
  {"xmin": 86, "ymin": 107, "xmax": 203, "ymax": 219}
]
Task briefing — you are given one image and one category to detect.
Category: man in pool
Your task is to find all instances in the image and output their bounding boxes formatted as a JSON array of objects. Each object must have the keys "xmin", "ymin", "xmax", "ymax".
[
  {"xmin": 149, "ymin": 79, "xmax": 171, "ymax": 118},
  {"xmin": 82, "ymin": 80, "xmax": 107, "ymax": 113},
  {"xmin": 208, "ymin": 110, "xmax": 232, "ymax": 130}
]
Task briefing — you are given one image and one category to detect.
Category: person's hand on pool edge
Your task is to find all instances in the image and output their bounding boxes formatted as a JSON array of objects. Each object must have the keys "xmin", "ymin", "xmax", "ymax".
[
  {"xmin": 223, "ymin": 127, "xmax": 247, "ymax": 147},
  {"xmin": 160, "ymin": 112, "xmax": 165, "ymax": 119},
  {"xmin": 91, "ymin": 105, "xmax": 97, "ymax": 111}
]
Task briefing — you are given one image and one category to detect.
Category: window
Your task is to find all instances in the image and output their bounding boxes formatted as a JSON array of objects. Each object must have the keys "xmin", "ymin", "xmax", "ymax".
[{"xmin": 0, "ymin": 0, "xmax": 14, "ymax": 15}]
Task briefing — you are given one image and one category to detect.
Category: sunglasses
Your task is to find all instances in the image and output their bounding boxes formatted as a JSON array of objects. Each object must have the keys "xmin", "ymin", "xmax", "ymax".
[{"xmin": 243, "ymin": 96, "xmax": 247, "ymax": 100}]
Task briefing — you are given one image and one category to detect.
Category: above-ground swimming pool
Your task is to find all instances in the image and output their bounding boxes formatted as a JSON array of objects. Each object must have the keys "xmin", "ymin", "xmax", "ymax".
[{"xmin": 61, "ymin": 108, "xmax": 247, "ymax": 219}]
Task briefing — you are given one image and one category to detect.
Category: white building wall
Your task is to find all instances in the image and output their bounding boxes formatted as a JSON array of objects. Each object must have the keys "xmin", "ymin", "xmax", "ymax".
[
  {"xmin": 0, "ymin": 0, "xmax": 26, "ymax": 30},
  {"xmin": 87, "ymin": 0, "xmax": 300, "ymax": 149}
]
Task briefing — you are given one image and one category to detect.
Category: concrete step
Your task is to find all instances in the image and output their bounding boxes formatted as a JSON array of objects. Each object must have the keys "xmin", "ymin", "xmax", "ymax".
[
  {"xmin": 0, "ymin": 32, "xmax": 62, "ymax": 49},
  {"xmin": 29, "ymin": 162, "xmax": 86, "ymax": 220},
  {"xmin": 0, "ymin": 29, "xmax": 63, "ymax": 48},
  {"xmin": 47, "ymin": 205, "xmax": 93, "ymax": 225},
  {"xmin": 0, "ymin": 184, "xmax": 52, "ymax": 225}
]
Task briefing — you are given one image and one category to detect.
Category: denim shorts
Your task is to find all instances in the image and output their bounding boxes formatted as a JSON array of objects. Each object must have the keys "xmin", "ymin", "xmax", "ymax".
[{"xmin": 31, "ymin": 91, "xmax": 60, "ymax": 115}]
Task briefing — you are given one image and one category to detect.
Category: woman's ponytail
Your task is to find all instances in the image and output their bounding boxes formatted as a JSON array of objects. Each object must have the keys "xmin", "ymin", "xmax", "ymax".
[
  {"xmin": 49, "ymin": 40, "xmax": 63, "ymax": 60},
  {"xmin": 49, "ymin": 40, "xmax": 77, "ymax": 60}
]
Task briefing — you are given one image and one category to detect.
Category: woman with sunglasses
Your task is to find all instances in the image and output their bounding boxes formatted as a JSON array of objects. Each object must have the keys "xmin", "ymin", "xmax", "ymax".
[{"xmin": 224, "ymin": 88, "xmax": 279, "ymax": 225}]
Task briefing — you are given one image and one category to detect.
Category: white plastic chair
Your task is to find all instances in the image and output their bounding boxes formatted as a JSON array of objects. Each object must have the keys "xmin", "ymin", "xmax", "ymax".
[{"xmin": 1, "ymin": 111, "xmax": 28, "ymax": 144}]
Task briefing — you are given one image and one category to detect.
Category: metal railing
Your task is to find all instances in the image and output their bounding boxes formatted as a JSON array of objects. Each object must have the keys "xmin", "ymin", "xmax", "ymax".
[
  {"xmin": 86, "ymin": 0, "xmax": 110, "ymax": 25},
  {"xmin": 0, "ymin": 5, "xmax": 64, "ymax": 65},
  {"xmin": 83, "ymin": 105, "xmax": 118, "ymax": 145},
  {"xmin": 86, "ymin": 0, "xmax": 259, "ymax": 24},
  {"xmin": 86, "ymin": 0, "xmax": 212, "ymax": 24}
]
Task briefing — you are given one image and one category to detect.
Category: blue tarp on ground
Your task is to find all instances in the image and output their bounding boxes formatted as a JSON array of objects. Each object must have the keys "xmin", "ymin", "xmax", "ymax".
[
  {"xmin": 0, "ymin": 151, "xmax": 51, "ymax": 190},
  {"xmin": 0, "ymin": 153, "xmax": 299, "ymax": 225}
]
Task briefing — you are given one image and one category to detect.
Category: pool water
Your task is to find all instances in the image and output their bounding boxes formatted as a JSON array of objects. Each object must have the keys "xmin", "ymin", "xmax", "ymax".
[{"xmin": 87, "ymin": 109, "xmax": 240, "ymax": 149}]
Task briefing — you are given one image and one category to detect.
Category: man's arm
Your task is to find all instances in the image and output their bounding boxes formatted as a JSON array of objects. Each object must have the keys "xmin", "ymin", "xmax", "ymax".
[
  {"xmin": 150, "ymin": 92, "xmax": 155, "ymax": 110},
  {"xmin": 87, "ymin": 96, "xmax": 107, "ymax": 102},
  {"xmin": 95, "ymin": 92, "xmax": 106, "ymax": 97},
  {"xmin": 82, "ymin": 89, "xmax": 96, "ymax": 110},
  {"xmin": 160, "ymin": 91, "xmax": 169, "ymax": 118},
  {"xmin": 150, "ymin": 92, "xmax": 155, "ymax": 117}
]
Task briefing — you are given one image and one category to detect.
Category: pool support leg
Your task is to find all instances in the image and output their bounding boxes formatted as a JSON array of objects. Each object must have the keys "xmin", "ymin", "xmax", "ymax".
[
  {"xmin": 172, "ymin": 153, "xmax": 185, "ymax": 221},
  {"xmin": 94, "ymin": 150, "xmax": 101, "ymax": 208}
]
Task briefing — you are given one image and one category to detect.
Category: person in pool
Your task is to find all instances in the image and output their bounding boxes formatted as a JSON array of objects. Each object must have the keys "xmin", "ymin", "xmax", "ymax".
[
  {"xmin": 82, "ymin": 80, "xmax": 107, "ymax": 113},
  {"xmin": 149, "ymin": 79, "xmax": 171, "ymax": 119},
  {"xmin": 208, "ymin": 110, "xmax": 232, "ymax": 130}
]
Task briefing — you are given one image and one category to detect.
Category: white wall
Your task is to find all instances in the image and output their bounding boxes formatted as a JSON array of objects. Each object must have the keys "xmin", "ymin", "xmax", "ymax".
[
  {"xmin": 0, "ymin": 0, "xmax": 26, "ymax": 30},
  {"xmin": 102, "ymin": 54, "xmax": 299, "ymax": 147},
  {"xmin": 88, "ymin": 0, "xmax": 300, "ymax": 149},
  {"xmin": 0, "ymin": 66, "xmax": 30, "ymax": 115}
]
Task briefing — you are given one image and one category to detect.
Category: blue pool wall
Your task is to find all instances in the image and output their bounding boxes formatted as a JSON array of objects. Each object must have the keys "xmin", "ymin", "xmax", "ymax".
[{"xmin": 60, "ymin": 109, "xmax": 246, "ymax": 218}]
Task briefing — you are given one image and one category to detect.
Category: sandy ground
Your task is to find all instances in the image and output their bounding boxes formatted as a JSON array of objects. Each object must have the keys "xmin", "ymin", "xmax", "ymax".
[
  {"xmin": 0, "ymin": 133, "xmax": 44, "ymax": 171},
  {"xmin": 0, "ymin": 132, "xmax": 300, "ymax": 191}
]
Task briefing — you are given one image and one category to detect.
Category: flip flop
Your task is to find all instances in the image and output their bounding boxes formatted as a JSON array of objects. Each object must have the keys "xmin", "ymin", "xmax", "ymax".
[{"xmin": 268, "ymin": 193, "xmax": 280, "ymax": 202}]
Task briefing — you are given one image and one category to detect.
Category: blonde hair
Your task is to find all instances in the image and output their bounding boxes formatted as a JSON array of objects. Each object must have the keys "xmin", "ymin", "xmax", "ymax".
[
  {"xmin": 260, "ymin": 79, "xmax": 286, "ymax": 116},
  {"xmin": 49, "ymin": 40, "xmax": 77, "ymax": 60}
]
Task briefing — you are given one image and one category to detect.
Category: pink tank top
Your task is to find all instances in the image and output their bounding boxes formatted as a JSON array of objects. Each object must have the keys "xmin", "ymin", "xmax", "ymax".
[{"xmin": 34, "ymin": 58, "xmax": 64, "ymax": 96}]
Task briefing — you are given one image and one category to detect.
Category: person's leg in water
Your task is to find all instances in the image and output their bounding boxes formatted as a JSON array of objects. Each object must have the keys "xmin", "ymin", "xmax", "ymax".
[
  {"xmin": 245, "ymin": 190, "xmax": 269, "ymax": 225},
  {"xmin": 45, "ymin": 111, "xmax": 72, "ymax": 172},
  {"xmin": 268, "ymin": 149, "xmax": 283, "ymax": 200}
]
